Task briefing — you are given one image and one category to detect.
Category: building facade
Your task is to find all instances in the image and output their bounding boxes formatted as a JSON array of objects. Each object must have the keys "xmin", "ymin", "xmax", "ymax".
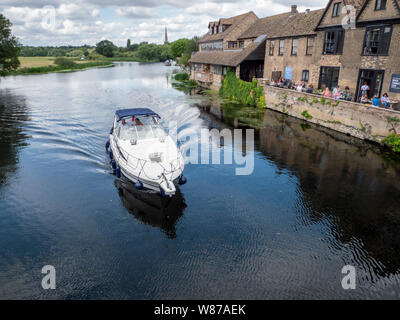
[
  {"xmin": 262, "ymin": 0, "xmax": 400, "ymax": 102},
  {"xmin": 190, "ymin": 0, "xmax": 400, "ymax": 102}
]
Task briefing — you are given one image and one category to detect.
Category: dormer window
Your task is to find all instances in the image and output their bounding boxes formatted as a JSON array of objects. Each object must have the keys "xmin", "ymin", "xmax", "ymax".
[
  {"xmin": 219, "ymin": 25, "xmax": 223, "ymax": 33},
  {"xmin": 375, "ymin": 0, "xmax": 387, "ymax": 10},
  {"xmin": 332, "ymin": 2, "xmax": 341, "ymax": 17}
]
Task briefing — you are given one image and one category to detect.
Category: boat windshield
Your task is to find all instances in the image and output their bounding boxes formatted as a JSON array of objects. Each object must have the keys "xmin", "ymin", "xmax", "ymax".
[{"xmin": 117, "ymin": 116, "xmax": 167, "ymax": 141}]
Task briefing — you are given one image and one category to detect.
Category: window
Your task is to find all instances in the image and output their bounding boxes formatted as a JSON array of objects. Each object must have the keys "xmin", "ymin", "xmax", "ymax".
[
  {"xmin": 201, "ymin": 41, "xmax": 223, "ymax": 51},
  {"xmin": 279, "ymin": 39, "xmax": 284, "ymax": 56},
  {"xmin": 269, "ymin": 40, "xmax": 275, "ymax": 56},
  {"xmin": 291, "ymin": 39, "xmax": 298, "ymax": 55},
  {"xmin": 375, "ymin": 0, "xmax": 387, "ymax": 10},
  {"xmin": 319, "ymin": 66, "xmax": 340, "ymax": 90},
  {"xmin": 212, "ymin": 65, "xmax": 223, "ymax": 75},
  {"xmin": 227, "ymin": 41, "xmax": 238, "ymax": 49},
  {"xmin": 306, "ymin": 37, "xmax": 314, "ymax": 55},
  {"xmin": 363, "ymin": 25, "xmax": 392, "ymax": 55},
  {"xmin": 239, "ymin": 41, "xmax": 244, "ymax": 48},
  {"xmin": 323, "ymin": 28, "xmax": 345, "ymax": 54},
  {"xmin": 193, "ymin": 63, "xmax": 202, "ymax": 71},
  {"xmin": 302, "ymin": 70, "xmax": 309, "ymax": 82},
  {"xmin": 332, "ymin": 2, "xmax": 341, "ymax": 17},
  {"xmin": 219, "ymin": 24, "xmax": 223, "ymax": 33}
]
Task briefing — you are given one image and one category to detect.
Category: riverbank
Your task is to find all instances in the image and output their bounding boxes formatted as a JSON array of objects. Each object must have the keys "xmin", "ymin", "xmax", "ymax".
[{"xmin": 5, "ymin": 61, "xmax": 114, "ymax": 76}]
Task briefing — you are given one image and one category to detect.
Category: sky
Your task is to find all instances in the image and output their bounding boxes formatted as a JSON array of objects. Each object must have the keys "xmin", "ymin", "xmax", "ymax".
[{"xmin": 0, "ymin": 0, "xmax": 328, "ymax": 47}]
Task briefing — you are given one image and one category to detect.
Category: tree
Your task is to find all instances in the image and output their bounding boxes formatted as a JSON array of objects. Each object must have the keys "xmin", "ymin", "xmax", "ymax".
[
  {"xmin": 95, "ymin": 40, "xmax": 116, "ymax": 57},
  {"xmin": 127, "ymin": 39, "xmax": 131, "ymax": 48},
  {"xmin": 170, "ymin": 39, "xmax": 189, "ymax": 59},
  {"xmin": 0, "ymin": 14, "xmax": 20, "ymax": 75}
]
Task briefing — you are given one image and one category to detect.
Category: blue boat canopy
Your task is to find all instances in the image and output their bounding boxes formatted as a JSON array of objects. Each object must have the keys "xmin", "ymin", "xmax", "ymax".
[{"xmin": 115, "ymin": 108, "xmax": 159, "ymax": 121}]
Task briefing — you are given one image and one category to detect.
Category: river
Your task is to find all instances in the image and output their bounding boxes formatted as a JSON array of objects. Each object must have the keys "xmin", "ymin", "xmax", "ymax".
[{"xmin": 1, "ymin": 62, "xmax": 400, "ymax": 299}]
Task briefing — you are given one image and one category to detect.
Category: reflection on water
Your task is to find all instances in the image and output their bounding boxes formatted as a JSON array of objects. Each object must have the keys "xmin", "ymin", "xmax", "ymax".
[
  {"xmin": 0, "ymin": 90, "xmax": 30, "ymax": 188},
  {"xmin": 115, "ymin": 179, "xmax": 186, "ymax": 239},
  {"xmin": 200, "ymin": 98, "xmax": 400, "ymax": 283},
  {"xmin": 1, "ymin": 62, "xmax": 400, "ymax": 299}
]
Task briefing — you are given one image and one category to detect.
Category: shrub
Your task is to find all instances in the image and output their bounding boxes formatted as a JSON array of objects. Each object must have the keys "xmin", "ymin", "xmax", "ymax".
[
  {"xmin": 219, "ymin": 69, "xmax": 266, "ymax": 108},
  {"xmin": 174, "ymin": 72, "xmax": 189, "ymax": 81},
  {"xmin": 54, "ymin": 57, "xmax": 76, "ymax": 68},
  {"xmin": 384, "ymin": 133, "xmax": 400, "ymax": 153}
]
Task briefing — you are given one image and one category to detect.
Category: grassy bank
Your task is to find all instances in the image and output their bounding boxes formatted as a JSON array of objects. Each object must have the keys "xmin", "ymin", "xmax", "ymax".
[
  {"xmin": 102, "ymin": 57, "xmax": 161, "ymax": 63},
  {"xmin": 6, "ymin": 60, "xmax": 114, "ymax": 76}
]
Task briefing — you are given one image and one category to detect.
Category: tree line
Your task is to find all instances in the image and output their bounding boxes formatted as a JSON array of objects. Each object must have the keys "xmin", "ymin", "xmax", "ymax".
[{"xmin": 1, "ymin": 12, "xmax": 199, "ymax": 75}]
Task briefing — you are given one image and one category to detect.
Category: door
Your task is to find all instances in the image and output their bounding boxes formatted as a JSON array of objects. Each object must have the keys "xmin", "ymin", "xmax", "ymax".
[{"xmin": 356, "ymin": 69, "xmax": 385, "ymax": 102}]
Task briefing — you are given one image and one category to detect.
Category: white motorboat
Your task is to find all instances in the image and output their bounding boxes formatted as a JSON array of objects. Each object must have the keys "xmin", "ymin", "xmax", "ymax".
[{"xmin": 106, "ymin": 108, "xmax": 186, "ymax": 197}]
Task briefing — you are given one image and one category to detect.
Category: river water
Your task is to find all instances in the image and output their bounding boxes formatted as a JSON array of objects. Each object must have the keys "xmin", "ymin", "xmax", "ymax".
[{"xmin": 1, "ymin": 62, "xmax": 400, "ymax": 299}]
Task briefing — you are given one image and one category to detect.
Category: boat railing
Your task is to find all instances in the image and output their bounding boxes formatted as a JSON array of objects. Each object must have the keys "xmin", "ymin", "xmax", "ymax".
[{"xmin": 114, "ymin": 142, "xmax": 184, "ymax": 182}]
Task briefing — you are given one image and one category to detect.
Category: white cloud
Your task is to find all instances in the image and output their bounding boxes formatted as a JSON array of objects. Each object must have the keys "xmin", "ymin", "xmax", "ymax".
[{"xmin": 0, "ymin": 0, "xmax": 329, "ymax": 46}]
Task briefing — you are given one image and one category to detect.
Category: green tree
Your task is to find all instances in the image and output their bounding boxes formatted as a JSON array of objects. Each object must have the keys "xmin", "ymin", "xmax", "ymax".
[
  {"xmin": 0, "ymin": 14, "xmax": 20, "ymax": 75},
  {"xmin": 95, "ymin": 40, "xmax": 116, "ymax": 57},
  {"xmin": 127, "ymin": 39, "xmax": 131, "ymax": 48},
  {"xmin": 170, "ymin": 39, "xmax": 189, "ymax": 59}
]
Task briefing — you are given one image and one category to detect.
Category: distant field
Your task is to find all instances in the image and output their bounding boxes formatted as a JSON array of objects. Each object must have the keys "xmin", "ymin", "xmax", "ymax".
[
  {"xmin": 18, "ymin": 57, "xmax": 88, "ymax": 69},
  {"xmin": 18, "ymin": 57, "xmax": 56, "ymax": 69}
]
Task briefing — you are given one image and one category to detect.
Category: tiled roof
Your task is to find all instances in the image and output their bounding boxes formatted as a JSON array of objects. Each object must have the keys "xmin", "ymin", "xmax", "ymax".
[
  {"xmin": 238, "ymin": 12, "xmax": 292, "ymax": 39},
  {"xmin": 190, "ymin": 37, "xmax": 266, "ymax": 67},
  {"xmin": 189, "ymin": 51, "xmax": 240, "ymax": 67},
  {"xmin": 239, "ymin": 9, "xmax": 324, "ymax": 40},
  {"xmin": 198, "ymin": 12, "xmax": 257, "ymax": 43}
]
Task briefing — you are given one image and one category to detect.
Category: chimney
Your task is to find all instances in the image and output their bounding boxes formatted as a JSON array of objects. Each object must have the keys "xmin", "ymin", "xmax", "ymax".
[
  {"xmin": 306, "ymin": 9, "xmax": 310, "ymax": 14},
  {"xmin": 291, "ymin": 5, "xmax": 298, "ymax": 14}
]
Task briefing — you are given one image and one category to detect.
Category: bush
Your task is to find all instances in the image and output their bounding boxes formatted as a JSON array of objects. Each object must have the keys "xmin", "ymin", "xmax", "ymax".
[
  {"xmin": 219, "ymin": 68, "xmax": 266, "ymax": 108},
  {"xmin": 174, "ymin": 72, "xmax": 189, "ymax": 81},
  {"xmin": 384, "ymin": 133, "xmax": 400, "ymax": 153},
  {"xmin": 54, "ymin": 57, "xmax": 76, "ymax": 68}
]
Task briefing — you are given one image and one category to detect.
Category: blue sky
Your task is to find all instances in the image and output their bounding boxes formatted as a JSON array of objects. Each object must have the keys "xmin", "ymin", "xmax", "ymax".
[{"xmin": 0, "ymin": 0, "xmax": 327, "ymax": 46}]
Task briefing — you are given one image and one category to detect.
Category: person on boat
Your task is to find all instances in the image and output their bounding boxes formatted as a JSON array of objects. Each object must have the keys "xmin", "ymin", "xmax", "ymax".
[
  {"xmin": 122, "ymin": 119, "xmax": 126, "ymax": 126},
  {"xmin": 135, "ymin": 118, "xmax": 144, "ymax": 126}
]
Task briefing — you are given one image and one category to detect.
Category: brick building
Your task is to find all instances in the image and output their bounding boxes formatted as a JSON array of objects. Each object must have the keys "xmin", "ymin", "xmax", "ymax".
[
  {"xmin": 190, "ymin": 11, "xmax": 268, "ymax": 89},
  {"xmin": 190, "ymin": 0, "xmax": 400, "ymax": 101}
]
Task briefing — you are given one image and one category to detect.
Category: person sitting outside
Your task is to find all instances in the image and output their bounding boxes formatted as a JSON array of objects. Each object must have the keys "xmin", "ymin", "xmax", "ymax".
[
  {"xmin": 323, "ymin": 87, "xmax": 332, "ymax": 98},
  {"xmin": 333, "ymin": 85, "xmax": 342, "ymax": 100},
  {"xmin": 381, "ymin": 93, "xmax": 390, "ymax": 108},
  {"xmin": 306, "ymin": 84, "xmax": 313, "ymax": 94},
  {"xmin": 360, "ymin": 94, "xmax": 371, "ymax": 104},
  {"xmin": 372, "ymin": 96, "xmax": 380, "ymax": 107},
  {"xmin": 296, "ymin": 82, "xmax": 304, "ymax": 92},
  {"xmin": 341, "ymin": 86, "xmax": 352, "ymax": 101}
]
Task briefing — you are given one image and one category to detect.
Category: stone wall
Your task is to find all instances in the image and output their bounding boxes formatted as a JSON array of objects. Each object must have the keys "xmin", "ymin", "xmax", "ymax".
[{"xmin": 263, "ymin": 85, "xmax": 400, "ymax": 143}]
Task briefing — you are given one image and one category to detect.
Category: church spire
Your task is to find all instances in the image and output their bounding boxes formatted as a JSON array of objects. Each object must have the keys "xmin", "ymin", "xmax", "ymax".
[{"xmin": 164, "ymin": 27, "xmax": 169, "ymax": 45}]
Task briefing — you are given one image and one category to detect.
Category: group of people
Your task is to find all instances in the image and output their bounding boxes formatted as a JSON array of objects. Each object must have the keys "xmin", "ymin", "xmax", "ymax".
[
  {"xmin": 359, "ymin": 81, "xmax": 391, "ymax": 108},
  {"xmin": 269, "ymin": 79, "xmax": 392, "ymax": 108},
  {"xmin": 322, "ymin": 85, "xmax": 353, "ymax": 101}
]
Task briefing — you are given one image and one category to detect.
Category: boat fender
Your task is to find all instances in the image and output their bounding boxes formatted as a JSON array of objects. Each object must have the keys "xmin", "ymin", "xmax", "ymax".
[
  {"xmin": 109, "ymin": 150, "xmax": 113, "ymax": 160},
  {"xmin": 116, "ymin": 167, "xmax": 121, "ymax": 178},
  {"xmin": 159, "ymin": 187, "xmax": 170, "ymax": 199},
  {"xmin": 110, "ymin": 127, "xmax": 113, "ymax": 135},
  {"xmin": 111, "ymin": 160, "xmax": 117, "ymax": 170},
  {"xmin": 135, "ymin": 181, "xmax": 143, "ymax": 190},
  {"xmin": 178, "ymin": 175, "xmax": 187, "ymax": 185},
  {"xmin": 105, "ymin": 140, "xmax": 110, "ymax": 151}
]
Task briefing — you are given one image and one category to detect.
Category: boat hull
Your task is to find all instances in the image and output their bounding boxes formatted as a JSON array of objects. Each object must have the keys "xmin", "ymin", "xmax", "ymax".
[{"xmin": 109, "ymin": 134, "xmax": 183, "ymax": 197}]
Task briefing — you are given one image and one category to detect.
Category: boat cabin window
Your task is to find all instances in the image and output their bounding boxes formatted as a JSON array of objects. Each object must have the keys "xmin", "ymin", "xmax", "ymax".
[{"xmin": 117, "ymin": 116, "xmax": 166, "ymax": 141}]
